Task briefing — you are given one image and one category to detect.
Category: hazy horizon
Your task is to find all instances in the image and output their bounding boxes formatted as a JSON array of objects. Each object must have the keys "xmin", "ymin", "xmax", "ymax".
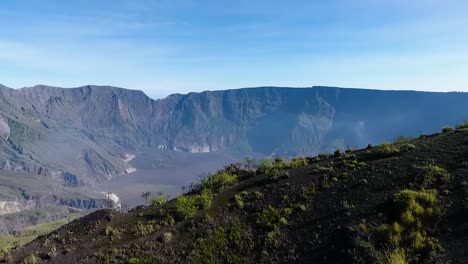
[{"xmin": 2, "ymin": 83, "xmax": 467, "ymax": 100}]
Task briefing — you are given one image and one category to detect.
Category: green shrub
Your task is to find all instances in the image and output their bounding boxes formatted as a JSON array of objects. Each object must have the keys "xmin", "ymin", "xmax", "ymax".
[
  {"xmin": 0, "ymin": 248, "xmax": 9, "ymax": 262},
  {"xmin": 441, "ymin": 127, "xmax": 454, "ymax": 133},
  {"xmin": 376, "ymin": 189, "xmax": 443, "ymax": 260},
  {"xmin": 104, "ymin": 226, "xmax": 122, "ymax": 241},
  {"xmin": 129, "ymin": 257, "xmax": 162, "ymax": 264},
  {"xmin": 254, "ymin": 191, "xmax": 264, "ymax": 199},
  {"xmin": 191, "ymin": 223, "xmax": 249, "ymax": 263},
  {"xmin": 234, "ymin": 194, "xmax": 244, "ymax": 209},
  {"xmin": 378, "ymin": 248, "xmax": 407, "ymax": 264},
  {"xmin": 163, "ymin": 232, "xmax": 173, "ymax": 243},
  {"xmin": 367, "ymin": 143, "xmax": 400, "ymax": 158},
  {"xmin": 196, "ymin": 189, "xmax": 213, "ymax": 209},
  {"xmin": 258, "ymin": 159, "xmax": 289, "ymax": 180},
  {"xmin": 173, "ymin": 189, "xmax": 213, "ymax": 220},
  {"xmin": 321, "ymin": 175, "xmax": 330, "ymax": 189},
  {"xmin": 258, "ymin": 206, "xmax": 290, "ymax": 232},
  {"xmin": 132, "ymin": 220, "xmax": 159, "ymax": 236},
  {"xmin": 129, "ymin": 258, "xmax": 141, "ymax": 264},
  {"xmin": 415, "ymin": 165, "xmax": 451, "ymax": 188},
  {"xmin": 174, "ymin": 195, "xmax": 198, "ymax": 219},
  {"xmin": 289, "ymin": 157, "xmax": 308, "ymax": 168},
  {"xmin": 456, "ymin": 120, "xmax": 468, "ymax": 129},
  {"xmin": 199, "ymin": 171, "xmax": 238, "ymax": 193},
  {"xmin": 151, "ymin": 194, "xmax": 168, "ymax": 206}
]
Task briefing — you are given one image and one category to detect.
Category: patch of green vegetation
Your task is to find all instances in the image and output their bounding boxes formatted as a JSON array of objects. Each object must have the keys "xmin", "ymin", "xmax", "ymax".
[
  {"xmin": 256, "ymin": 157, "xmax": 308, "ymax": 180},
  {"xmin": 321, "ymin": 175, "xmax": 330, "ymax": 189},
  {"xmin": 132, "ymin": 220, "xmax": 160, "ymax": 236},
  {"xmin": 258, "ymin": 206, "xmax": 290, "ymax": 233},
  {"xmin": 415, "ymin": 165, "xmax": 451, "ymax": 188},
  {"xmin": 441, "ymin": 127, "xmax": 454, "ymax": 133},
  {"xmin": 367, "ymin": 143, "xmax": 401, "ymax": 158},
  {"xmin": 173, "ymin": 188, "xmax": 214, "ymax": 220},
  {"xmin": 378, "ymin": 248, "xmax": 408, "ymax": 264},
  {"xmin": 150, "ymin": 193, "xmax": 168, "ymax": 206},
  {"xmin": 234, "ymin": 194, "xmax": 244, "ymax": 209},
  {"xmin": 340, "ymin": 158, "xmax": 366, "ymax": 175},
  {"xmin": 197, "ymin": 171, "xmax": 239, "ymax": 193},
  {"xmin": 173, "ymin": 195, "xmax": 198, "ymax": 219},
  {"xmin": 257, "ymin": 159, "xmax": 289, "ymax": 180},
  {"xmin": 300, "ymin": 186, "xmax": 316, "ymax": 200},
  {"xmin": 314, "ymin": 165, "xmax": 334, "ymax": 174},
  {"xmin": 376, "ymin": 189, "xmax": 443, "ymax": 261},
  {"xmin": 289, "ymin": 157, "xmax": 308, "ymax": 168},
  {"xmin": 162, "ymin": 232, "xmax": 173, "ymax": 243},
  {"xmin": 196, "ymin": 189, "xmax": 214, "ymax": 209},
  {"xmin": 104, "ymin": 225, "xmax": 123, "ymax": 241},
  {"xmin": 456, "ymin": 120, "xmax": 468, "ymax": 129},
  {"xmin": 191, "ymin": 222, "xmax": 251, "ymax": 264},
  {"xmin": 129, "ymin": 257, "xmax": 163, "ymax": 264}
]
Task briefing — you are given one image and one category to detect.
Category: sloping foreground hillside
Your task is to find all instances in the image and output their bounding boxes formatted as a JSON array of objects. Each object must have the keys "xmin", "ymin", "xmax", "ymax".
[{"xmin": 6, "ymin": 125, "xmax": 468, "ymax": 263}]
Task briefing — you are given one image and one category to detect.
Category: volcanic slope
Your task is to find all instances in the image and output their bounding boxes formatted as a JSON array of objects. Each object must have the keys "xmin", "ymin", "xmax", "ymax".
[{"xmin": 7, "ymin": 124, "xmax": 468, "ymax": 263}]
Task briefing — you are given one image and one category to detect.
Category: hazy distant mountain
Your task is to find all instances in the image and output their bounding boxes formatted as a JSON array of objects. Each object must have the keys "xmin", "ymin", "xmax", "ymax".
[
  {"xmin": 0, "ymin": 84, "xmax": 467, "ymax": 224},
  {"xmin": 1, "ymin": 85, "xmax": 468, "ymax": 183}
]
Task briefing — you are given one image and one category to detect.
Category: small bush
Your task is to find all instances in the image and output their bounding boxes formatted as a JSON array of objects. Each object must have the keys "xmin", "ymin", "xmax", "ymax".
[
  {"xmin": 199, "ymin": 171, "xmax": 238, "ymax": 193},
  {"xmin": 151, "ymin": 194, "xmax": 168, "ymax": 206},
  {"xmin": 234, "ymin": 194, "xmax": 244, "ymax": 209},
  {"xmin": 441, "ymin": 127, "xmax": 453, "ymax": 133},
  {"xmin": 132, "ymin": 221, "xmax": 159, "ymax": 236},
  {"xmin": 289, "ymin": 157, "xmax": 308, "ymax": 168},
  {"xmin": 191, "ymin": 223, "xmax": 249, "ymax": 263},
  {"xmin": 456, "ymin": 120, "xmax": 468, "ymax": 129},
  {"xmin": 415, "ymin": 165, "xmax": 451, "ymax": 188},
  {"xmin": 257, "ymin": 159, "xmax": 289, "ymax": 180},
  {"xmin": 378, "ymin": 248, "xmax": 407, "ymax": 264},
  {"xmin": 129, "ymin": 257, "xmax": 162, "ymax": 264},
  {"xmin": 367, "ymin": 143, "xmax": 400, "ymax": 158},
  {"xmin": 174, "ymin": 196, "xmax": 198, "ymax": 219},
  {"xmin": 195, "ymin": 189, "xmax": 213, "ymax": 209},
  {"xmin": 104, "ymin": 226, "xmax": 123, "ymax": 241},
  {"xmin": 382, "ymin": 189, "xmax": 441, "ymax": 257},
  {"xmin": 258, "ymin": 206, "xmax": 290, "ymax": 232},
  {"xmin": 163, "ymin": 232, "xmax": 173, "ymax": 243}
]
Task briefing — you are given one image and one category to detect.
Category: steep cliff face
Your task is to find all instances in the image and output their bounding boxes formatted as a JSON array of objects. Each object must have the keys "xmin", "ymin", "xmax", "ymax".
[{"xmin": 2, "ymin": 85, "xmax": 468, "ymax": 185}]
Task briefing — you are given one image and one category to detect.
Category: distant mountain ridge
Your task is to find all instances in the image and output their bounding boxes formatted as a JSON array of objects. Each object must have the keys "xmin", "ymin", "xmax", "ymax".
[
  {"xmin": 1, "ymin": 84, "xmax": 468, "ymax": 183},
  {"xmin": 0, "ymin": 84, "xmax": 468, "ymax": 221}
]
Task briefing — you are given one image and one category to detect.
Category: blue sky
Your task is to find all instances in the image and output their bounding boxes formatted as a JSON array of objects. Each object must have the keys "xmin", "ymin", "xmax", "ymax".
[{"xmin": 0, "ymin": 0, "xmax": 467, "ymax": 98}]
